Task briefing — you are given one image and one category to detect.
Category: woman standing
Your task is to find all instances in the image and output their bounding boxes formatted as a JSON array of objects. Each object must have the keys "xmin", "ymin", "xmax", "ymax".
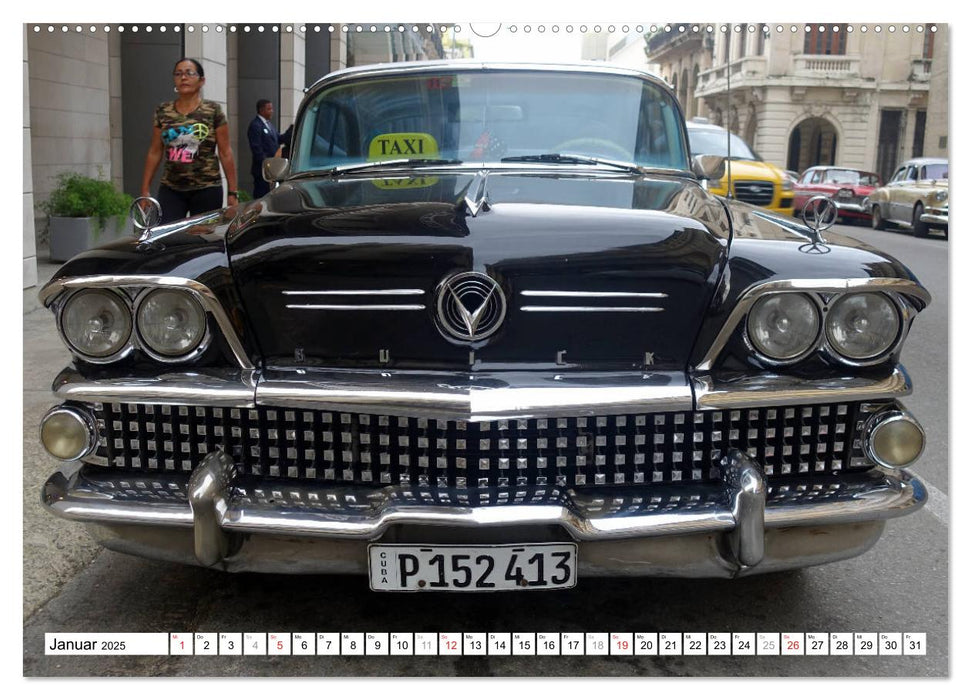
[{"xmin": 141, "ymin": 58, "xmax": 238, "ymax": 224}]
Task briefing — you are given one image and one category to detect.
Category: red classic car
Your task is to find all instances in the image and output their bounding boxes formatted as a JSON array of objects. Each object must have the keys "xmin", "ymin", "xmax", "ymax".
[{"xmin": 792, "ymin": 166, "xmax": 882, "ymax": 223}]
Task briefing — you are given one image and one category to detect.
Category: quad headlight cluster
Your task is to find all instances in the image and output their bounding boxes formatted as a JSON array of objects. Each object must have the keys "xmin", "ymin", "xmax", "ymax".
[
  {"xmin": 57, "ymin": 287, "xmax": 209, "ymax": 363},
  {"xmin": 746, "ymin": 291, "xmax": 902, "ymax": 366}
]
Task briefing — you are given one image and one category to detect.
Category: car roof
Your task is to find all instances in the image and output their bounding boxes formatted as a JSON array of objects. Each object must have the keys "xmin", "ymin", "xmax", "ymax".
[
  {"xmin": 897, "ymin": 157, "xmax": 948, "ymax": 167},
  {"xmin": 307, "ymin": 59, "xmax": 669, "ymax": 93},
  {"xmin": 804, "ymin": 166, "xmax": 880, "ymax": 175}
]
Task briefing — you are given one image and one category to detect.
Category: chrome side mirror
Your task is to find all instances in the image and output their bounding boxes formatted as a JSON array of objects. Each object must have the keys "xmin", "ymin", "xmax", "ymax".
[
  {"xmin": 691, "ymin": 155, "xmax": 726, "ymax": 181},
  {"xmin": 263, "ymin": 157, "xmax": 290, "ymax": 184},
  {"xmin": 130, "ymin": 197, "xmax": 161, "ymax": 232}
]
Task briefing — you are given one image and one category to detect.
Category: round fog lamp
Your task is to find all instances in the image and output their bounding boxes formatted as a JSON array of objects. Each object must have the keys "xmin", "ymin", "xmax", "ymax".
[
  {"xmin": 40, "ymin": 408, "xmax": 95, "ymax": 461},
  {"xmin": 866, "ymin": 413, "xmax": 925, "ymax": 468}
]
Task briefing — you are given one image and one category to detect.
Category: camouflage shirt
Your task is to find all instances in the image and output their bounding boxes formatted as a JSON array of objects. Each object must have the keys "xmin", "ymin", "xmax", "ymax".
[{"xmin": 154, "ymin": 100, "xmax": 227, "ymax": 191}]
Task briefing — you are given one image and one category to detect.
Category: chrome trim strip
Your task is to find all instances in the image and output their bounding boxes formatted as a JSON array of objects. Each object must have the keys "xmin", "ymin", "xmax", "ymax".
[
  {"xmin": 692, "ymin": 366, "xmax": 911, "ymax": 410},
  {"xmin": 696, "ymin": 277, "xmax": 931, "ymax": 371},
  {"xmin": 521, "ymin": 291, "xmax": 669, "ymax": 298},
  {"xmin": 42, "ymin": 467, "xmax": 927, "ymax": 543},
  {"xmin": 285, "ymin": 304, "xmax": 426, "ymax": 311},
  {"xmin": 137, "ymin": 210, "xmax": 223, "ymax": 244},
  {"xmin": 52, "ymin": 368, "xmax": 259, "ymax": 408},
  {"xmin": 39, "ymin": 275, "xmax": 254, "ymax": 370},
  {"xmin": 255, "ymin": 369, "xmax": 693, "ymax": 420},
  {"xmin": 282, "ymin": 289, "xmax": 424, "ymax": 296},
  {"xmin": 520, "ymin": 306, "xmax": 664, "ymax": 313}
]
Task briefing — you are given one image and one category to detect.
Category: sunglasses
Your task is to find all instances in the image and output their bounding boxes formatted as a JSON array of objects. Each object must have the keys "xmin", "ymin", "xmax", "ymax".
[{"xmin": 172, "ymin": 70, "xmax": 200, "ymax": 78}]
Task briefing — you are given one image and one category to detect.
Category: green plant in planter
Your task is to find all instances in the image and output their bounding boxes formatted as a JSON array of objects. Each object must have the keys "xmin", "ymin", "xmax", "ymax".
[
  {"xmin": 41, "ymin": 172, "xmax": 132, "ymax": 231},
  {"xmin": 41, "ymin": 172, "xmax": 135, "ymax": 262}
]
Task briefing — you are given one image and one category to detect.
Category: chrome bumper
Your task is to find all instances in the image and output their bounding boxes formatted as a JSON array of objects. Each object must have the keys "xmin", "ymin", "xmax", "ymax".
[
  {"xmin": 835, "ymin": 201, "xmax": 867, "ymax": 214},
  {"xmin": 43, "ymin": 450, "xmax": 926, "ymax": 578},
  {"xmin": 920, "ymin": 212, "xmax": 948, "ymax": 226}
]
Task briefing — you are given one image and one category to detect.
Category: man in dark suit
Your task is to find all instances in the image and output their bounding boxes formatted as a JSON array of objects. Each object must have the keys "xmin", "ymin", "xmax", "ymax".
[{"xmin": 247, "ymin": 99, "xmax": 278, "ymax": 198}]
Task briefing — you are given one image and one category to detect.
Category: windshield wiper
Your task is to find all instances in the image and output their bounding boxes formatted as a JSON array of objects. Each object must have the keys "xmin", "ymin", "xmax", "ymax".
[
  {"xmin": 500, "ymin": 153, "xmax": 644, "ymax": 174},
  {"xmin": 314, "ymin": 158, "xmax": 463, "ymax": 176}
]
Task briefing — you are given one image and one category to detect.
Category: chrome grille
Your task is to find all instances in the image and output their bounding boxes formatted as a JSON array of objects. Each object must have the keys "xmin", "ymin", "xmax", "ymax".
[
  {"xmin": 733, "ymin": 180, "xmax": 775, "ymax": 206},
  {"xmin": 87, "ymin": 402, "xmax": 882, "ymax": 487}
]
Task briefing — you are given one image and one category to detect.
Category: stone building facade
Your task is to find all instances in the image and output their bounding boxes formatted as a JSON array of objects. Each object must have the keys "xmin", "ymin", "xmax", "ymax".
[
  {"xmin": 645, "ymin": 23, "xmax": 947, "ymax": 182},
  {"xmin": 23, "ymin": 23, "xmax": 445, "ymax": 290}
]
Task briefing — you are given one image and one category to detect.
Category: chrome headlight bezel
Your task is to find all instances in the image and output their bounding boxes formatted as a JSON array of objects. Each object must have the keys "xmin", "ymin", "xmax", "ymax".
[
  {"xmin": 741, "ymin": 290, "xmax": 912, "ymax": 369},
  {"xmin": 56, "ymin": 288, "xmax": 134, "ymax": 363},
  {"xmin": 133, "ymin": 288, "xmax": 212, "ymax": 363},
  {"xmin": 822, "ymin": 292, "xmax": 904, "ymax": 367},
  {"xmin": 744, "ymin": 292, "xmax": 823, "ymax": 366}
]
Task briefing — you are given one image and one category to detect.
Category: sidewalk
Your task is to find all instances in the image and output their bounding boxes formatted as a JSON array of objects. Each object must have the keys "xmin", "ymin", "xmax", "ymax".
[{"xmin": 23, "ymin": 247, "xmax": 101, "ymax": 619}]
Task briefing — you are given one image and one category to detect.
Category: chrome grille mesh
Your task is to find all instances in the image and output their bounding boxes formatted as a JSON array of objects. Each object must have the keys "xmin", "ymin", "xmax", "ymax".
[
  {"xmin": 87, "ymin": 401, "xmax": 881, "ymax": 487},
  {"xmin": 733, "ymin": 180, "xmax": 775, "ymax": 206}
]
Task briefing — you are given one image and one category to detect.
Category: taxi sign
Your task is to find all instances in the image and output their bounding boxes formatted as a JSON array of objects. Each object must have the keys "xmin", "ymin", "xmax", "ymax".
[{"xmin": 369, "ymin": 132, "xmax": 439, "ymax": 160}]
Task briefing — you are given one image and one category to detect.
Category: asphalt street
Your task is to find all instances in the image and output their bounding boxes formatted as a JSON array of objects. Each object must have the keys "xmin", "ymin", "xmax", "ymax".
[{"xmin": 21, "ymin": 224, "xmax": 949, "ymax": 677}]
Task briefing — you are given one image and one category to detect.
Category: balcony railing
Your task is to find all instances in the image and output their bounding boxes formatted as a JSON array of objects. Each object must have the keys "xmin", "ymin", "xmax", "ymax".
[
  {"xmin": 791, "ymin": 54, "xmax": 860, "ymax": 77},
  {"xmin": 696, "ymin": 56, "xmax": 767, "ymax": 93}
]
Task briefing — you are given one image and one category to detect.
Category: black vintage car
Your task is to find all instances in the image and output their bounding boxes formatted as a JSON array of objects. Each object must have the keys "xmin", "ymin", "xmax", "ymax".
[{"xmin": 39, "ymin": 61, "xmax": 928, "ymax": 591}]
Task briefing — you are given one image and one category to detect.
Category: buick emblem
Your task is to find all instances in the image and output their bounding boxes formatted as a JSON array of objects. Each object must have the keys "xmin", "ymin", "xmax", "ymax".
[{"xmin": 436, "ymin": 272, "xmax": 507, "ymax": 342}]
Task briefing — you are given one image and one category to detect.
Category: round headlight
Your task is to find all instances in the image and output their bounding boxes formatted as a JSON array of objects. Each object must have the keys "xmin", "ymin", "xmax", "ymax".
[
  {"xmin": 825, "ymin": 293, "xmax": 900, "ymax": 361},
  {"xmin": 60, "ymin": 289, "xmax": 132, "ymax": 359},
  {"xmin": 746, "ymin": 293, "xmax": 820, "ymax": 362},
  {"xmin": 40, "ymin": 407, "xmax": 96, "ymax": 461},
  {"xmin": 136, "ymin": 289, "xmax": 207, "ymax": 357}
]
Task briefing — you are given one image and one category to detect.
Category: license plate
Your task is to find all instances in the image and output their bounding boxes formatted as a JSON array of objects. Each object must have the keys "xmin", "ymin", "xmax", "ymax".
[{"xmin": 368, "ymin": 543, "xmax": 578, "ymax": 592}]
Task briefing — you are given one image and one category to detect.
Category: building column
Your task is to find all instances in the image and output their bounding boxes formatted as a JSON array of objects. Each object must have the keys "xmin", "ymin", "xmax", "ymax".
[
  {"xmin": 108, "ymin": 31, "xmax": 123, "ymax": 194},
  {"xmin": 331, "ymin": 30, "xmax": 347, "ymax": 72},
  {"xmin": 281, "ymin": 29, "xmax": 306, "ymax": 135},
  {"xmin": 23, "ymin": 26, "xmax": 37, "ymax": 289}
]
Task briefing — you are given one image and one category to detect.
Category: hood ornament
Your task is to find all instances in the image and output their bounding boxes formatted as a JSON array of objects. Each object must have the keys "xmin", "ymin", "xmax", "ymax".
[
  {"xmin": 462, "ymin": 170, "xmax": 490, "ymax": 217},
  {"xmin": 130, "ymin": 197, "xmax": 161, "ymax": 238},
  {"xmin": 436, "ymin": 271, "xmax": 506, "ymax": 342},
  {"xmin": 800, "ymin": 195, "xmax": 838, "ymax": 244}
]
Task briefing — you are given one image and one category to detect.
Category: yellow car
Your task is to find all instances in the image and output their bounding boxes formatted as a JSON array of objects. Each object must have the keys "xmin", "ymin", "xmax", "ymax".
[{"xmin": 686, "ymin": 119, "xmax": 795, "ymax": 216}]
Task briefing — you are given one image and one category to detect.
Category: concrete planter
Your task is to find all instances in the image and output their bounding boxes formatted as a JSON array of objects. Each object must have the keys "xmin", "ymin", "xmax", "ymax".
[{"xmin": 48, "ymin": 216, "xmax": 133, "ymax": 263}]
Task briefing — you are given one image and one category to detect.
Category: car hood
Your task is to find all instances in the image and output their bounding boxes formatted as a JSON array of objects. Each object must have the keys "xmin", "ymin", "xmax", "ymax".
[
  {"xmin": 225, "ymin": 170, "xmax": 731, "ymax": 371},
  {"xmin": 717, "ymin": 159, "xmax": 787, "ymax": 184}
]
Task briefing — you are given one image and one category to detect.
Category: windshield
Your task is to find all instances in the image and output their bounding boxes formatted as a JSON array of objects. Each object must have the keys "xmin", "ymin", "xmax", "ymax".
[
  {"xmin": 290, "ymin": 70, "xmax": 690, "ymax": 173},
  {"xmin": 824, "ymin": 169, "xmax": 865, "ymax": 184},
  {"xmin": 923, "ymin": 163, "xmax": 948, "ymax": 180},
  {"xmin": 687, "ymin": 128, "xmax": 758, "ymax": 160}
]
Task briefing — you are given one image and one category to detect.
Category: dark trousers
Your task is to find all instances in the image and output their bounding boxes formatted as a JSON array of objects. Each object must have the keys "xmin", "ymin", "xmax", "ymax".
[
  {"xmin": 157, "ymin": 184, "xmax": 224, "ymax": 224},
  {"xmin": 252, "ymin": 167, "xmax": 270, "ymax": 199}
]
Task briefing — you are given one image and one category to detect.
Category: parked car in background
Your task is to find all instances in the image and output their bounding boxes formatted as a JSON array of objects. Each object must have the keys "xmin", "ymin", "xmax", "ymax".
[
  {"xmin": 39, "ymin": 61, "xmax": 929, "ymax": 589},
  {"xmin": 686, "ymin": 119, "xmax": 795, "ymax": 216},
  {"xmin": 793, "ymin": 167, "xmax": 882, "ymax": 224},
  {"xmin": 866, "ymin": 157, "xmax": 948, "ymax": 238}
]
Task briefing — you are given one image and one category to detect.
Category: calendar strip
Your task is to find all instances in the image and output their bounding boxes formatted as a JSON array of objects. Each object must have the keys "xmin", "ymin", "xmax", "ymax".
[{"xmin": 43, "ymin": 632, "xmax": 928, "ymax": 656}]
